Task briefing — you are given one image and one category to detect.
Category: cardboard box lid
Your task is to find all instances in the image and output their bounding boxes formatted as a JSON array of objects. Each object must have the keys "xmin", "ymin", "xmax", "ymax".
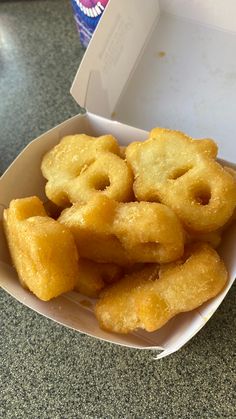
[{"xmin": 71, "ymin": 0, "xmax": 236, "ymax": 162}]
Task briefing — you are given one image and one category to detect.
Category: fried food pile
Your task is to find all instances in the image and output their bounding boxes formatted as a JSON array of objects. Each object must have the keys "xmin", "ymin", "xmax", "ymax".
[{"xmin": 4, "ymin": 129, "xmax": 236, "ymax": 334}]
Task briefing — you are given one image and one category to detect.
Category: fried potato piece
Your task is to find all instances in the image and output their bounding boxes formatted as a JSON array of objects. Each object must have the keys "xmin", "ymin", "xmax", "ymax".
[
  {"xmin": 113, "ymin": 201, "xmax": 184, "ymax": 262},
  {"xmin": 194, "ymin": 138, "xmax": 218, "ymax": 158},
  {"xmin": 150, "ymin": 128, "xmax": 219, "ymax": 159},
  {"xmin": 126, "ymin": 128, "xmax": 236, "ymax": 232},
  {"xmin": 99, "ymin": 263, "xmax": 123, "ymax": 285},
  {"xmin": 223, "ymin": 165, "xmax": 236, "ymax": 222},
  {"xmin": 185, "ymin": 229, "xmax": 222, "ymax": 249},
  {"xmin": 59, "ymin": 196, "xmax": 130, "ymax": 265},
  {"xmin": 58, "ymin": 195, "xmax": 184, "ymax": 265},
  {"xmin": 186, "ymin": 167, "xmax": 235, "ymax": 242},
  {"xmin": 75, "ymin": 259, "xmax": 123, "ymax": 298},
  {"xmin": 95, "ymin": 243, "xmax": 227, "ymax": 333},
  {"xmin": 41, "ymin": 134, "xmax": 133, "ymax": 207},
  {"xmin": 3, "ymin": 196, "xmax": 79, "ymax": 301},
  {"xmin": 223, "ymin": 165, "xmax": 236, "ymax": 181}
]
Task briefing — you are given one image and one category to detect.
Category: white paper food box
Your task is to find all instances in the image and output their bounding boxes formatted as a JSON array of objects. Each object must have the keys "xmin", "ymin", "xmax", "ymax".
[{"xmin": 1, "ymin": 0, "xmax": 236, "ymax": 359}]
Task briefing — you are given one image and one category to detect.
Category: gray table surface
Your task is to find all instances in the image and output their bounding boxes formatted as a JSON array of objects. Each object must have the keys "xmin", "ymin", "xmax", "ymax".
[{"xmin": 0, "ymin": 1, "xmax": 235, "ymax": 418}]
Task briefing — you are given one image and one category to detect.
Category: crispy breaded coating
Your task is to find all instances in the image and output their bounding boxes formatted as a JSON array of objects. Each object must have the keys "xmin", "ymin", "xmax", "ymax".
[
  {"xmin": 3, "ymin": 196, "xmax": 79, "ymax": 301},
  {"xmin": 185, "ymin": 229, "xmax": 222, "ymax": 249},
  {"xmin": 126, "ymin": 128, "xmax": 236, "ymax": 232},
  {"xmin": 58, "ymin": 195, "xmax": 184, "ymax": 265},
  {"xmin": 41, "ymin": 134, "xmax": 133, "ymax": 206},
  {"xmin": 95, "ymin": 243, "xmax": 227, "ymax": 333}
]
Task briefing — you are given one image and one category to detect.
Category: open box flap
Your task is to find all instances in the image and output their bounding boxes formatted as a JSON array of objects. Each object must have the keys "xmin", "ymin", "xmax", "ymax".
[
  {"xmin": 1, "ymin": 112, "xmax": 235, "ymax": 356},
  {"xmin": 71, "ymin": 0, "xmax": 236, "ymax": 115},
  {"xmin": 70, "ymin": 0, "xmax": 159, "ymax": 117},
  {"xmin": 71, "ymin": 0, "xmax": 236, "ymax": 162}
]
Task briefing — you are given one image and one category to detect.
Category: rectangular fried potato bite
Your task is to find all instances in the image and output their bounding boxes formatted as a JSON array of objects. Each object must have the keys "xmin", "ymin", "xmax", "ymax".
[{"xmin": 3, "ymin": 196, "xmax": 79, "ymax": 301}]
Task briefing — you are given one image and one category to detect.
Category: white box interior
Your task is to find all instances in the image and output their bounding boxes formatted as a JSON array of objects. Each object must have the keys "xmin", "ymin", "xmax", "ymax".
[
  {"xmin": 71, "ymin": 0, "xmax": 236, "ymax": 162},
  {"xmin": 115, "ymin": 12, "xmax": 236, "ymax": 163}
]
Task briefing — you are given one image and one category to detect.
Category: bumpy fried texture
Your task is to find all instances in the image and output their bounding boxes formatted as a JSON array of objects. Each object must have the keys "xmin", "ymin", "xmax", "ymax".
[
  {"xmin": 41, "ymin": 134, "xmax": 133, "ymax": 207},
  {"xmin": 186, "ymin": 166, "xmax": 235, "ymax": 247},
  {"xmin": 193, "ymin": 138, "xmax": 218, "ymax": 158},
  {"xmin": 185, "ymin": 229, "xmax": 222, "ymax": 249},
  {"xmin": 223, "ymin": 166, "xmax": 236, "ymax": 222},
  {"xmin": 75, "ymin": 259, "xmax": 123, "ymax": 298},
  {"xmin": 95, "ymin": 243, "xmax": 227, "ymax": 333},
  {"xmin": 58, "ymin": 195, "xmax": 184, "ymax": 265},
  {"xmin": 126, "ymin": 128, "xmax": 236, "ymax": 232},
  {"xmin": 113, "ymin": 201, "xmax": 184, "ymax": 262},
  {"xmin": 3, "ymin": 197, "xmax": 79, "ymax": 301},
  {"xmin": 224, "ymin": 165, "xmax": 236, "ymax": 181},
  {"xmin": 59, "ymin": 196, "xmax": 130, "ymax": 265}
]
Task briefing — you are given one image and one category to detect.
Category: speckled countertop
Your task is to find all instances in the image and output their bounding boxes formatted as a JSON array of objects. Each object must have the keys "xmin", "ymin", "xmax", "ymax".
[{"xmin": 0, "ymin": 1, "xmax": 235, "ymax": 418}]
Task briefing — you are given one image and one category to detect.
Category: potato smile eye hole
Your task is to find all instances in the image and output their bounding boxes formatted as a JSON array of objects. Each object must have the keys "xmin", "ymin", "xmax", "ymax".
[
  {"xmin": 169, "ymin": 166, "xmax": 193, "ymax": 180},
  {"xmin": 193, "ymin": 186, "xmax": 211, "ymax": 206},
  {"xmin": 93, "ymin": 176, "xmax": 111, "ymax": 191}
]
